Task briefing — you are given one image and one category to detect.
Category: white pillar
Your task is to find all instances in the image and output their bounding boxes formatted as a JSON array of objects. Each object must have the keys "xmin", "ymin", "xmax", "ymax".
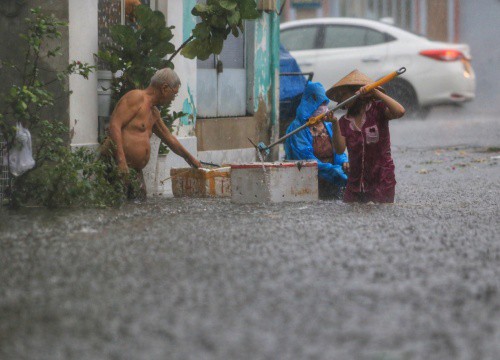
[
  {"xmin": 166, "ymin": 0, "xmax": 197, "ymax": 137},
  {"xmin": 68, "ymin": 0, "xmax": 99, "ymax": 147}
]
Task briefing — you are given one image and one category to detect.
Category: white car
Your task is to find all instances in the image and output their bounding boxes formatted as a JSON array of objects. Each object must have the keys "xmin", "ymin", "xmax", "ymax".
[{"xmin": 280, "ymin": 18, "xmax": 476, "ymax": 117}]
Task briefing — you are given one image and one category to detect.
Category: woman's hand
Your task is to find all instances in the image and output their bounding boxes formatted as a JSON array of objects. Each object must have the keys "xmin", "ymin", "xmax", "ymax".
[
  {"xmin": 342, "ymin": 162, "xmax": 350, "ymax": 174},
  {"xmin": 356, "ymin": 85, "xmax": 371, "ymax": 98},
  {"xmin": 356, "ymin": 85, "xmax": 378, "ymax": 99},
  {"xmin": 324, "ymin": 111, "xmax": 338, "ymax": 123}
]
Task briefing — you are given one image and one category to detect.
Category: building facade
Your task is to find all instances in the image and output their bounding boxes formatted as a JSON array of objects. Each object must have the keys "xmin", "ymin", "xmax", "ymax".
[
  {"xmin": 0, "ymin": 0, "xmax": 281, "ymax": 195},
  {"xmin": 458, "ymin": 0, "xmax": 500, "ymax": 108},
  {"xmin": 281, "ymin": 0, "xmax": 461, "ymax": 43}
]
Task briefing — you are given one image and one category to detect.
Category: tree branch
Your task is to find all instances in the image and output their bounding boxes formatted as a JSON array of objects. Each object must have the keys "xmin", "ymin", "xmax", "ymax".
[
  {"xmin": 42, "ymin": 78, "xmax": 61, "ymax": 87},
  {"xmin": 168, "ymin": 35, "xmax": 194, "ymax": 63}
]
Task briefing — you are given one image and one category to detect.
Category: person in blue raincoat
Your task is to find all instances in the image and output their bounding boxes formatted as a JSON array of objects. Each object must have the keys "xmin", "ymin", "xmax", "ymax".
[{"xmin": 284, "ymin": 82, "xmax": 349, "ymax": 199}]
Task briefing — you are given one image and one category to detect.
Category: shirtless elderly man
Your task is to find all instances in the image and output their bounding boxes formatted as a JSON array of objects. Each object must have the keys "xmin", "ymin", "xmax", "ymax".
[{"xmin": 102, "ymin": 68, "xmax": 201, "ymax": 198}]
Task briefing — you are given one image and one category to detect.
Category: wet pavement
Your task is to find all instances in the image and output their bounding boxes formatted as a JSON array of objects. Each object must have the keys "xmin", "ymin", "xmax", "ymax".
[{"xmin": 1, "ymin": 106, "xmax": 499, "ymax": 360}]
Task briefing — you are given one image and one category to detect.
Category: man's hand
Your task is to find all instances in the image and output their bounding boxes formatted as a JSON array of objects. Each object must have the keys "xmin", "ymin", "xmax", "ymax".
[
  {"xmin": 117, "ymin": 161, "xmax": 131, "ymax": 187},
  {"xmin": 118, "ymin": 161, "xmax": 129, "ymax": 174},
  {"xmin": 186, "ymin": 156, "xmax": 201, "ymax": 169}
]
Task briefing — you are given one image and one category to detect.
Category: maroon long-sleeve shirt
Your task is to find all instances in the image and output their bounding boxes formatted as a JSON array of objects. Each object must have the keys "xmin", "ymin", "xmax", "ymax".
[{"xmin": 339, "ymin": 100, "xmax": 396, "ymax": 203}]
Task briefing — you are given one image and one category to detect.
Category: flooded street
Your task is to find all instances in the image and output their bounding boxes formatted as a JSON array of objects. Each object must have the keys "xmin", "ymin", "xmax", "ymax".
[{"xmin": 1, "ymin": 107, "xmax": 499, "ymax": 360}]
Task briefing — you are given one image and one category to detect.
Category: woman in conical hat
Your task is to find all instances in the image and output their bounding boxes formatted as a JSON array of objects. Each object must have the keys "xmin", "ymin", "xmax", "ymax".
[
  {"xmin": 284, "ymin": 81, "xmax": 349, "ymax": 199},
  {"xmin": 325, "ymin": 70, "xmax": 405, "ymax": 203}
]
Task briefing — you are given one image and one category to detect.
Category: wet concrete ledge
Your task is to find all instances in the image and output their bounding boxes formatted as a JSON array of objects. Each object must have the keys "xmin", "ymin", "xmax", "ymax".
[{"xmin": 195, "ymin": 116, "xmax": 262, "ymax": 151}]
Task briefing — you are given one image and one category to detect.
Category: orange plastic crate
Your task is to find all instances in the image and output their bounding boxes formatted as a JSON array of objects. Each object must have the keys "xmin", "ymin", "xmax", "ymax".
[{"xmin": 170, "ymin": 167, "xmax": 231, "ymax": 198}]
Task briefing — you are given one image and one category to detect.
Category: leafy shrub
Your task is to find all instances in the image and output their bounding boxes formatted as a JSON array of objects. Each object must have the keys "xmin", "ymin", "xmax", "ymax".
[
  {"xmin": 0, "ymin": 8, "xmax": 130, "ymax": 208},
  {"xmin": 96, "ymin": 5, "xmax": 176, "ymax": 103},
  {"xmin": 13, "ymin": 147, "xmax": 125, "ymax": 208}
]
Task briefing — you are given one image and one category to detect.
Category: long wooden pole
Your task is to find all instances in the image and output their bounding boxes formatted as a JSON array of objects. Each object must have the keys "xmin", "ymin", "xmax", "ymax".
[{"xmin": 255, "ymin": 67, "xmax": 406, "ymax": 153}]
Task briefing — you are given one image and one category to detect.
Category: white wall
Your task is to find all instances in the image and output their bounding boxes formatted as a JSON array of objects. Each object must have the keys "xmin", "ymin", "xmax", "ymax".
[
  {"xmin": 165, "ymin": 0, "xmax": 197, "ymax": 138},
  {"xmin": 68, "ymin": 0, "xmax": 99, "ymax": 147},
  {"xmin": 142, "ymin": 0, "xmax": 198, "ymax": 197},
  {"xmin": 460, "ymin": 0, "xmax": 500, "ymax": 109}
]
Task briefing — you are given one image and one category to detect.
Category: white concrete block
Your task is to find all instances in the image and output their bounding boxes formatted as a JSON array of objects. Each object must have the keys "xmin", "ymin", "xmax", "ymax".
[
  {"xmin": 230, "ymin": 161, "xmax": 318, "ymax": 204},
  {"xmin": 143, "ymin": 134, "xmax": 161, "ymax": 196}
]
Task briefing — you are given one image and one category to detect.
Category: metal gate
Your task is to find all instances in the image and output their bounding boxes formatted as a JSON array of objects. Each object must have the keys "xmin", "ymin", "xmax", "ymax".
[{"xmin": 197, "ymin": 32, "xmax": 246, "ymax": 118}]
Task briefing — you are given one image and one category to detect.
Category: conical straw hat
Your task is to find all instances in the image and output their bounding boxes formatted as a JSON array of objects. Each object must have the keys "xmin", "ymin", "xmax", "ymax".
[{"xmin": 326, "ymin": 69, "xmax": 384, "ymax": 102}]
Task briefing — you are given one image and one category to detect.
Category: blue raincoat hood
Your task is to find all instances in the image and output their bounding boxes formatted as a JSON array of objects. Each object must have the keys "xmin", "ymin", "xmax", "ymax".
[
  {"xmin": 295, "ymin": 82, "xmax": 330, "ymax": 124},
  {"xmin": 284, "ymin": 81, "xmax": 348, "ymax": 186}
]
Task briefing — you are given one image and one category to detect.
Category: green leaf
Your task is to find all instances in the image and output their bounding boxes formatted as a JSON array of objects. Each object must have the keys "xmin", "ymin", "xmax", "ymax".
[
  {"xmin": 192, "ymin": 22, "xmax": 210, "ymax": 40},
  {"xmin": 227, "ymin": 10, "xmax": 241, "ymax": 26},
  {"xmin": 231, "ymin": 25, "xmax": 239, "ymax": 37},
  {"xmin": 9, "ymin": 86, "xmax": 19, "ymax": 97},
  {"xmin": 144, "ymin": 10, "xmax": 166, "ymax": 31},
  {"xmin": 239, "ymin": 0, "xmax": 260, "ymax": 19},
  {"xmin": 181, "ymin": 38, "xmax": 212, "ymax": 60},
  {"xmin": 219, "ymin": 0, "xmax": 238, "ymax": 11},
  {"xmin": 210, "ymin": 15, "xmax": 227, "ymax": 29},
  {"xmin": 180, "ymin": 40, "xmax": 199, "ymax": 59},
  {"xmin": 152, "ymin": 41, "xmax": 175, "ymax": 56},
  {"xmin": 110, "ymin": 25, "xmax": 137, "ymax": 51},
  {"xmin": 159, "ymin": 27, "xmax": 174, "ymax": 42},
  {"xmin": 192, "ymin": 3, "xmax": 212, "ymax": 16},
  {"xmin": 134, "ymin": 4, "xmax": 155, "ymax": 25}
]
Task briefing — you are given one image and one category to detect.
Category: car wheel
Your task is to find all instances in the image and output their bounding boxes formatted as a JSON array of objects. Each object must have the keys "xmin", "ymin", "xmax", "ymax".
[
  {"xmin": 384, "ymin": 80, "xmax": 427, "ymax": 119},
  {"xmin": 416, "ymin": 106, "xmax": 431, "ymax": 119}
]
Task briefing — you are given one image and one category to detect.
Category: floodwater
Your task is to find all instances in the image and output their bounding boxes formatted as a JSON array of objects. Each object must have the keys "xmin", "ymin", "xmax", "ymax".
[{"xmin": 1, "ymin": 108, "xmax": 499, "ymax": 359}]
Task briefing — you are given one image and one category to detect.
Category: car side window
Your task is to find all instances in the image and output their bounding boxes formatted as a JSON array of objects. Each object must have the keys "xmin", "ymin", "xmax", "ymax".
[
  {"xmin": 323, "ymin": 26, "xmax": 389, "ymax": 48},
  {"xmin": 324, "ymin": 26, "xmax": 366, "ymax": 48},
  {"xmin": 366, "ymin": 29, "xmax": 387, "ymax": 45},
  {"xmin": 280, "ymin": 26, "xmax": 319, "ymax": 51}
]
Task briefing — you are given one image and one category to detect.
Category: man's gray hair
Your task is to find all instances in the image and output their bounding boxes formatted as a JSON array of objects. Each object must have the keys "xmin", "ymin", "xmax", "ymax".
[{"xmin": 150, "ymin": 68, "xmax": 181, "ymax": 89}]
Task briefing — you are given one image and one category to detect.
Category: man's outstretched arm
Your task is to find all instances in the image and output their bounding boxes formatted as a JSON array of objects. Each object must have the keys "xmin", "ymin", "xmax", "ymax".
[{"xmin": 152, "ymin": 109, "xmax": 201, "ymax": 168}]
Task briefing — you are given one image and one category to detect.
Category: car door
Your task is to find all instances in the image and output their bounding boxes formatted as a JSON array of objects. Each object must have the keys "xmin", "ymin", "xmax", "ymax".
[{"xmin": 298, "ymin": 24, "xmax": 390, "ymax": 92}]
